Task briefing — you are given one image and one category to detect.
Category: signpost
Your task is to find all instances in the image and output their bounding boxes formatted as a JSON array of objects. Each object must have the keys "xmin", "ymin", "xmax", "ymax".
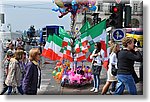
[{"xmin": 112, "ymin": 29, "xmax": 125, "ymax": 41}]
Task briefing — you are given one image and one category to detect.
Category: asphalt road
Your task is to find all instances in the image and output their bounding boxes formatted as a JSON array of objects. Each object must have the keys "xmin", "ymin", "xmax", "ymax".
[{"xmin": 37, "ymin": 59, "xmax": 143, "ymax": 95}]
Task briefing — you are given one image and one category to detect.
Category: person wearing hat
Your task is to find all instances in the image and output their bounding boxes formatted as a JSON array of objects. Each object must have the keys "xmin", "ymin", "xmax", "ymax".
[{"xmin": 0, "ymin": 51, "xmax": 14, "ymax": 95}]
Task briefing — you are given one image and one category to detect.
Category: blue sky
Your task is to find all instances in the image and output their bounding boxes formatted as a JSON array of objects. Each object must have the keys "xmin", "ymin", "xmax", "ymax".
[{"xmin": 1, "ymin": 0, "xmax": 71, "ymax": 31}]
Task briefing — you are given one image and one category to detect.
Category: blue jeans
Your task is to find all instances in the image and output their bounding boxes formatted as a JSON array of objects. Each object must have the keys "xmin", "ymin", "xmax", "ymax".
[
  {"xmin": 111, "ymin": 81, "xmax": 117, "ymax": 92},
  {"xmin": 7, "ymin": 86, "xmax": 24, "ymax": 95},
  {"xmin": 93, "ymin": 75, "xmax": 100, "ymax": 89},
  {"xmin": 114, "ymin": 74, "xmax": 137, "ymax": 95},
  {"xmin": 92, "ymin": 66, "xmax": 102, "ymax": 90}
]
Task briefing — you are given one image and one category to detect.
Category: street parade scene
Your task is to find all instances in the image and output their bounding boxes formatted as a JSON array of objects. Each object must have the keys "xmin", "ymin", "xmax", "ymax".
[{"xmin": 0, "ymin": 0, "xmax": 143, "ymax": 95}]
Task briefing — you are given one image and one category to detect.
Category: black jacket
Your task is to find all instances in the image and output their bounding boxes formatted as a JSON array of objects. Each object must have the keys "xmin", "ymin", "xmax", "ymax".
[
  {"xmin": 23, "ymin": 61, "xmax": 41, "ymax": 95},
  {"xmin": 117, "ymin": 49, "xmax": 142, "ymax": 75}
]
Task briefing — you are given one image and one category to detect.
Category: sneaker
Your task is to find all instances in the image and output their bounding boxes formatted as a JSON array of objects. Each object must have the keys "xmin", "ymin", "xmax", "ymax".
[
  {"xmin": 109, "ymin": 90, "xmax": 115, "ymax": 95},
  {"xmin": 94, "ymin": 88, "xmax": 99, "ymax": 93},
  {"xmin": 90, "ymin": 87, "xmax": 95, "ymax": 92}
]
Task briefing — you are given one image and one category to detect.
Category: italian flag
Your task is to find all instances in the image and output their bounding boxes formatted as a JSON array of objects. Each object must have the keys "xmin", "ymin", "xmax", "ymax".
[
  {"xmin": 74, "ymin": 40, "xmax": 81, "ymax": 53},
  {"xmin": 83, "ymin": 19, "xmax": 107, "ymax": 54},
  {"xmin": 74, "ymin": 21, "xmax": 91, "ymax": 61},
  {"xmin": 58, "ymin": 27, "xmax": 73, "ymax": 61},
  {"xmin": 59, "ymin": 27, "xmax": 71, "ymax": 47},
  {"xmin": 83, "ymin": 19, "xmax": 108, "ymax": 69},
  {"xmin": 79, "ymin": 21, "xmax": 91, "ymax": 34},
  {"xmin": 75, "ymin": 52, "xmax": 86, "ymax": 62},
  {"xmin": 60, "ymin": 46, "xmax": 73, "ymax": 62},
  {"xmin": 42, "ymin": 34, "xmax": 63, "ymax": 61}
]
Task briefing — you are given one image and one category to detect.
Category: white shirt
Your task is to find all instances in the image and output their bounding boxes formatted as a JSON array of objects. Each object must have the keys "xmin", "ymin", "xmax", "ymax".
[
  {"xmin": 109, "ymin": 52, "xmax": 118, "ymax": 69},
  {"xmin": 90, "ymin": 49, "xmax": 105, "ymax": 66}
]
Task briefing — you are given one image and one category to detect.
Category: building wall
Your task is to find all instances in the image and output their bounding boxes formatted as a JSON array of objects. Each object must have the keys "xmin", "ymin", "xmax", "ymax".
[{"xmin": 74, "ymin": 0, "xmax": 143, "ymax": 34}]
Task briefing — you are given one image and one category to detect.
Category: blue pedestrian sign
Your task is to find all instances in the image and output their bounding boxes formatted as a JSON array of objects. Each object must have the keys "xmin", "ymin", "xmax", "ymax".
[{"xmin": 112, "ymin": 29, "xmax": 125, "ymax": 41}]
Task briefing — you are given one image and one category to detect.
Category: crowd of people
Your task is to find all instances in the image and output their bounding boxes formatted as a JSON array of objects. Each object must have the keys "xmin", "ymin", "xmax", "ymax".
[
  {"xmin": 0, "ymin": 38, "xmax": 43, "ymax": 95},
  {"xmin": 0, "ymin": 36, "xmax": 143, "ymax": 95},
  {"xmin": 90, "ymin": 37, "xmax": 143, "ymax": 95}
]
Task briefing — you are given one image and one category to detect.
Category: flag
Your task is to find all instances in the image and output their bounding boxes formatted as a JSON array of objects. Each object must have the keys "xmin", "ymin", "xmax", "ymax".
[
  {"xmin": 59, "ymin": 27, "xmax": 73, "ymax": 62},
  {"xmin": 81, "ymin": 20, "xmax": 108, "ymax": 66},
  {"xmin": 74, "ymin": 40, "xmax": 81, "ymax": 53},
  {"xmin": 41, "ymin": 35, "xmax": 53, "ymax": 59},
  {"xmin": 60, "ymin": 46, "xmax": 73, "ymax": 62},
  {"xmin": 73, "ymin": 21, "xmax": 91, "ymax": 61},
  {"xmin": 87, "ymin": 19, "xmax": 107, "ymax": 53},
  {"xmin": 59, "ymin": 27, "xmax": 71, "ymax": 47},
  {"xmin": 75, "ymin": 52, "xmax": 86, "ymax": 62},
  {"xmin": 42, "ymin": 34, "xmax": 63, "ymax": 61},
  {"xmin": 52, "ymin": 34, "xmax": 63, "ymax": 60},
  {"xmin": 79, "ymin": 21, "xmax": 91, "ymax": 34}
]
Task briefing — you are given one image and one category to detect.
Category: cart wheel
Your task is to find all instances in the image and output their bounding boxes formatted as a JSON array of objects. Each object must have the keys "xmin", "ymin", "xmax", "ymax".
[{"xmin": 61, "ymin": 81, "xmax": 65, "ymax": 87}]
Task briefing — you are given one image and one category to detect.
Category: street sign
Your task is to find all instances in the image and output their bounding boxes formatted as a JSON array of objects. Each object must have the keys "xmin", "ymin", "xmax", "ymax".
[{"xmin": 112, "ymin": 29, "xmax": 125, "ymax": 41}]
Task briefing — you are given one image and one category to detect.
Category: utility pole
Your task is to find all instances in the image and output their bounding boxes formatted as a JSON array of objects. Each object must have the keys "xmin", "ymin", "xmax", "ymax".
[{"xmin": 84, "ymin": 11, "xmax": 87, "ymax": 23}]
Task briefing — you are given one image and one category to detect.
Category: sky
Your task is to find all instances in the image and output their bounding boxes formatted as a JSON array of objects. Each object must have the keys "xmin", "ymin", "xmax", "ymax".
[{"xmin": 0, "ymin": 0, "xmax": 71, "ymax": 32}]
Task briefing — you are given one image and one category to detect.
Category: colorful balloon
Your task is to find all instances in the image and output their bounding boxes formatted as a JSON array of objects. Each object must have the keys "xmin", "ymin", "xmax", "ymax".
[
  {"xmin": 54, "ymin": 0, "xmax": 65, "ymax": 8},
  {"xmin": 88, "ymin": 0, "xmax": 96, "ymax": 6},
  {"xmin": 88, "ymin": 5, "xmax": 97, "ymax": 11},
  {"xmin": 58, "ymin": 67, "xmax": 62, "ymax": 72},
  {"xmin": 52, "ymin": 70, "xmax": 57, "ymax": 76},
  {"xmin": 88, "ymin": 69, "xmax": 91, "ymax": 73},
  {"xmin": 53, "ymin": 0, "xmax": 97, "ymax": 18}
]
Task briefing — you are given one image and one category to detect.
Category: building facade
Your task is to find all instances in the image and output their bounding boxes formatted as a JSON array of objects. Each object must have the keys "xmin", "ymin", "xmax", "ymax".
[{"xmin": 73, "ymin": 0, "xmax": 143, "ymax": 35}]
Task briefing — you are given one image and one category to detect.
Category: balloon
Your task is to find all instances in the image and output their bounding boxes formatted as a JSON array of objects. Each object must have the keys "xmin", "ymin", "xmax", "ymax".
[
  {"xmin": 88, "ymin": 5, "xmax": 97, "ymax": 11},
  {"xmin": 58, "ymin": 67, "xmax": 62, "ymax": 72},
  {"xmin": 53, "ymin": 0, "xmax": 97, "ymax": 18},
  {"xmin": 52, "ymin": 70, "xmax": 57, "ymax": 76},
  {"xmin": 57, "ymin": 72, "xmax": 62, "ymax": 80},
  {"xmin": 88, "ymin": 0, "xmax": 96, "ymax": 6},
  {"xmin": 52, "ymin": 8, "xmax": 60, "ymax": 12},
  {"xmin": 54, "ymin": 0, "xmax": 65, "ymax": 8},
  {"xmin": 58, "ymin": 8, "xmax": 66, "ymax": 13},
  {"xmin": 56, "ymin": 72, "xmax": 60, "ymax": 78},
  {"xmin": 88, "ymin": 69, "xmax": 91, "ymax": 73},
  {"xmin": 72, "ymin": 0, "xmax": 77, "ymax": 5},
  {"xmin": 76, "ymin": 0, "xmax": 88, "ymax": 4},
  {"xmin": 82, "ymin": 68, "xmax": 86, "ymax": 72},
  {"xmin": 85, "ymin": 68, "xmax": 89, "ymax": 73}
]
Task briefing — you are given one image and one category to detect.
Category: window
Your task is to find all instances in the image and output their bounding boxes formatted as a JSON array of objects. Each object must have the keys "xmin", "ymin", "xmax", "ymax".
[
  {"xmin": 133, "ymin": 3, "xmax": 138, "ymax": 12},
  {"xmin": 97, "ymin": 3, "xmax": 103, "ymax": 12}
]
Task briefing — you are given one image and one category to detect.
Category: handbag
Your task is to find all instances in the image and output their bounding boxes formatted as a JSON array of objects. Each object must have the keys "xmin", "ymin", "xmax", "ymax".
[{"xmin": 111, "ymin": 65, "xmax": 118, "ymax": 76}]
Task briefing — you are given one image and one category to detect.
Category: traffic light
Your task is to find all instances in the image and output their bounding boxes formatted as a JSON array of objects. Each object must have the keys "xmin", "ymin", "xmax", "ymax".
[
  {"xmin": 124, "ymin": 5, "xmax": 132, "ymax": 28},
  {"xmin": 109, "ymin": 4, "xmax": 123, "ymax": 28}
]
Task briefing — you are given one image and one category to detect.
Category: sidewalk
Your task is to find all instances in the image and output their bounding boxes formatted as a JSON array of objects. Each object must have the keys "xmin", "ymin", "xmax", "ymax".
[{"xmin": 37, "ymin": 60, "xmax": 143, "ymax": 95}]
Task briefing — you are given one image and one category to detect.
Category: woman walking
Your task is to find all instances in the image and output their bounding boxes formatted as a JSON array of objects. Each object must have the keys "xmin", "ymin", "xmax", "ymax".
[
  {"xmin": 114, "ymin": 37, "xmax": 142, "ymax": 95},
  {"xmin": 5, "ymin": 50, "xmax": 24, "ymax": 95},
  {"xmin": 101, "ymin": 43, "xmax": 120, "ymax": 95},
  {"xmin": 22, "ymin": 48, "xmax": 41, "ymax": 95}
]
